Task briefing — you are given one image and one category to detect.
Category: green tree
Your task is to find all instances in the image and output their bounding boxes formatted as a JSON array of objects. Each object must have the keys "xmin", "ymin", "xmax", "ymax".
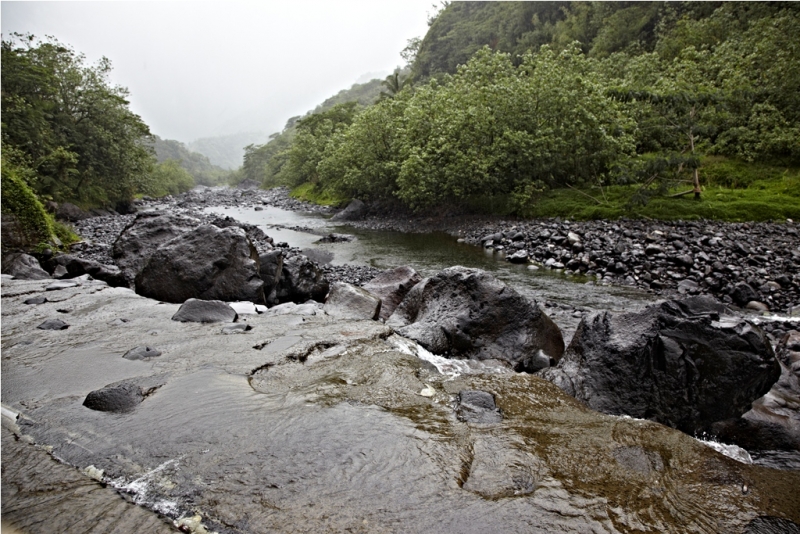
[{"xmin": 1, "ymin": 34, "xmax": 153, "ymax": 208}]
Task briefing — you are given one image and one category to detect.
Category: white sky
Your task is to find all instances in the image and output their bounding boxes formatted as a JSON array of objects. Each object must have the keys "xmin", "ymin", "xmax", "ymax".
[{"xmin": 1, "ymin": 1, "xmax": 434, "ymax": 142}]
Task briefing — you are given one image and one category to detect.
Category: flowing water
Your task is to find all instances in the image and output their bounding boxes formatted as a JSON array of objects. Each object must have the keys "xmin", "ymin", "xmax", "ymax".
[{"xmin": 2, "ymin": 206, "xmax": 799, "ymax": 534}]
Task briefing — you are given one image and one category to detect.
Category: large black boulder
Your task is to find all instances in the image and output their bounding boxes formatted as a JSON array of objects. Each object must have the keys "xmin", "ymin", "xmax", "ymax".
[
  {"xmin": 83, "ymin": 377, "xmax": 164, "ymax": 413},
  {"xmin": 258, "ymin": 250, "xmax": 284, "ymax": 306},
  {"xmin": 135, "ymin": 224, "xmax": 264, "ymax": 304},
  {"xmin": 171, "ymin": 299, "xmax": 238, "ymax": 323},
  {"xmin": 112, "ymin": 211, "xmax": 201, "ymax": 285},
  {"xmin": 387, "ymin": 266, "xmax": 564, "ymax": 372},
  {"xmin": 538, "ymin": 296, "xmax": 781, "ymax": 435}
]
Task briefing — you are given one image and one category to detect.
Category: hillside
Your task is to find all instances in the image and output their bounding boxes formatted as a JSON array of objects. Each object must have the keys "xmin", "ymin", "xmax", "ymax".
[{"xmin": 150, "ymin": 136, "xmax": 230, "ymax": 186}]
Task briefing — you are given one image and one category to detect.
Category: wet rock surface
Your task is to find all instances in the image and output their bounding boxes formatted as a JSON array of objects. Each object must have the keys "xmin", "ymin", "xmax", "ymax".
[
  {"xmin": 388, "ymin": 266, "xmax": 564, "ymax": 372},
  {"xmin": 455, "ymin": 390, "xmax": 503, "ymax": 424},
  {"xmin": 539, "ymin": 296, "xmax": 781, "ymax": 435},
  {"xmin": 82, "ymin": 377, "xmax": 164, "ymax": 413},
  {"xmin": 122, "ymin": 346, "xmax": 162, "ymax": 360},
  {"xmin": 3, "ymin": 277, "xmax": 800, "ymax": 533}
]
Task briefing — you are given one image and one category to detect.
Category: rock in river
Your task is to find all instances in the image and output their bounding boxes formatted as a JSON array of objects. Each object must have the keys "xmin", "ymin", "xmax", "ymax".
[
  {"xmin": 387, "ymin": 266, "xmax": 564, "ymax": 372},
  {"xmin": 136, "ymin": 224, "xmax": 265, "ymax": 304},
  {"xmin": 539, "ymin": 296, "xmax": 781, "ymax": 435}
]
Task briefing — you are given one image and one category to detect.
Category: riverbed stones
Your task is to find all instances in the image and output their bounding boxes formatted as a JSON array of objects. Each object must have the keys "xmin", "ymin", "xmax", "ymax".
[
  {"xmin": 538, "ymin": 296, "xmax": 781, "ymax": 435},
  {"xmin": 323, "ymin": 282, "xmax": 381, "ymax": 320},
  {"xmin": 362, "ymin": 266, "xmax": 422, "ymax": 320},
  {"xmin": 112, "ymin": 211, "xmax": 202, "ymax": 285},
  {"xmin": 171, "ymin": 299, "xmax": 238, "ymax": 323},
  {"xmin": 136, "ymin": 224, "xmax": 265, "ymax": 304},
  {"xmin": 387, "ymin": 266, "xmax": 564, "ymax": 372},
  {"xmin": 1, "ymin": 253, "xmax": 51, "ymax": 280}
]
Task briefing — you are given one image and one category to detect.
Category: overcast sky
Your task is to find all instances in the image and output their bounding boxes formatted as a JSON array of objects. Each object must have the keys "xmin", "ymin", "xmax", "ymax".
[{"xmin": 2, "ymin": 1, "xmax": 434, "ymax": 143}]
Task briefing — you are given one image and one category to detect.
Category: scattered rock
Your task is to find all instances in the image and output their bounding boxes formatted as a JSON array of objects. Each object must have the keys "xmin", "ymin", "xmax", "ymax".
[
  {"xmin": 539, "ymin": 296, "xmax": 781, "ymax": 435},
  {"xmin": 56, "ymin": 202, "xmax": 90, "ymax": 222},
  {"xmin": 171, "ymin": 299, "xmax": 238, "ymax": 323},
  {"xmin": 323, "ymin": 282, "xmax": 381, "ymax": 320},
  {"xmin": 24, "ymin": 296, "xmax": 47, "ymax": 305},
  {"xmin": 36, "ymin": 319, "xmax": 69, "ymax": 330},
  {"xmin": 45, "ymin": 254, "xmax": 127, "ymax": 287},
  {"xmin": 82, "ymin": 378, "xmax": 163, "ymax": 413},
  {"xmin": 387, "ymin": 267, "xmax": 564, "ymax": 372}
]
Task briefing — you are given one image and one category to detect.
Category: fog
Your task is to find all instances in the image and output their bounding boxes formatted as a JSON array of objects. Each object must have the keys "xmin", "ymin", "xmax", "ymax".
[{"xmin": 1, "ymin": 1, "xmax": 433, "ymax": 143}]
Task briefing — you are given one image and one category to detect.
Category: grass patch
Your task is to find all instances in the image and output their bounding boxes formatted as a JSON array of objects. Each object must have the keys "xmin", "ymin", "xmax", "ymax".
[
  {"xmin": 524, "ymin": 159, "xmax": 800, "ymax": 222},
  {"xmin": 290, "ymin": 183, "xmax": 349, "ymax": 207}
]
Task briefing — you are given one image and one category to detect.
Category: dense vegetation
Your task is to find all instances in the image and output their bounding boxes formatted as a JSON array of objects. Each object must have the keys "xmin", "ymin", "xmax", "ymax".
[
  {"xmin": 246, "ymin": 2, "xmax": 799, "ymax": 220},
  {"xmin": 1, "ymin": 34, "xmax": 197, "ymax": 226}
]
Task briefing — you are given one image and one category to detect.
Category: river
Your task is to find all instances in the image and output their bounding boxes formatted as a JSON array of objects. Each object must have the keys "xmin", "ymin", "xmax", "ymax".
[{"xmin": 2, "ymin": 204, "xmax": 799, "ymax": 534}]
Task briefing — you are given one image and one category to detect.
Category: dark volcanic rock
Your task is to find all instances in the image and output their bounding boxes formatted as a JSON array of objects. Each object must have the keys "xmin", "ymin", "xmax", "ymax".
[
  {"xmin": 712, "ymin": 330, "xmax": 800, "ymax": 463},
  {"xmin": 171, "ymin": 299, "xmax": 238, "ymax": 323},
  {"xmin": 82, "ymin": 377, "xmax": 163, "ymax": 413},
  {"xmin": 24, "ymin": 296, "xmax": 47, "ymax": 305},
  {"xmin": 387, "ymin": 266, "xmax": 564, "ymax": 372},
  {"xmin": 136, "ymin": 224, "xmax": 264, "ymax": 304},
  {"xmin": 538, "ymin": 296, "xmax": 780, "ymax": 435},
  {"xmin": 2, "ymin": 253, "xmax": 51, "ymax": 280},
  {"xmin": 323, "ymin": 282, "xmax": 381, "ymax": 320},
  {"xmin": 37, "ymin": 319, "xmax": 69, "ymax": 330},
  {"xmin": 331, "ymin": 199, "xmax": 366, "ymax": 221},
  {"xmin": 362, "ymin": 266, "xmax": 422, "ymax": 321},
  {"xmin": 46, "ymin": 254, "xmax": 127, "ymax": 287},
  {"xmin": 456, "ymin": 390, "xmax": 503, "ymax": 424},
  {"xmin": 258, "ymin": 250, "xmax": 284, "ymax": 305},
  {"xmin": 275, "ymin": 254, "xmax": 330, "ymax": 304},
  {"xmin": 112, "ymin": 211, "xmax": 202, "ymax": 285}
]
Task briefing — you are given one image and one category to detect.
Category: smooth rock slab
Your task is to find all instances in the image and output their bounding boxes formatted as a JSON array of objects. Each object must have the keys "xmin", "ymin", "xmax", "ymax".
[
  {"xmin": 37, "ymin": 319, "xmax": 69, "ymax": 330},
  {"xmin": 171, "ymin": 299, "xmax": 238, "ymax": 323},
  {"xmin": 323, "ymin": 282, "xmax": 381, "ymax": 320}
]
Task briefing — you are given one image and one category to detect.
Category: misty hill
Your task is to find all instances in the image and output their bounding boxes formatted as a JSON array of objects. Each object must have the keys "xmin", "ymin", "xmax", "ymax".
[
  {"xmin": 150, "ymin": 136, "xmax": 230, "ymax": 186},
  {"xmin": 188, "ymin": 132, "xmax": 271, "ymax": 170}
]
